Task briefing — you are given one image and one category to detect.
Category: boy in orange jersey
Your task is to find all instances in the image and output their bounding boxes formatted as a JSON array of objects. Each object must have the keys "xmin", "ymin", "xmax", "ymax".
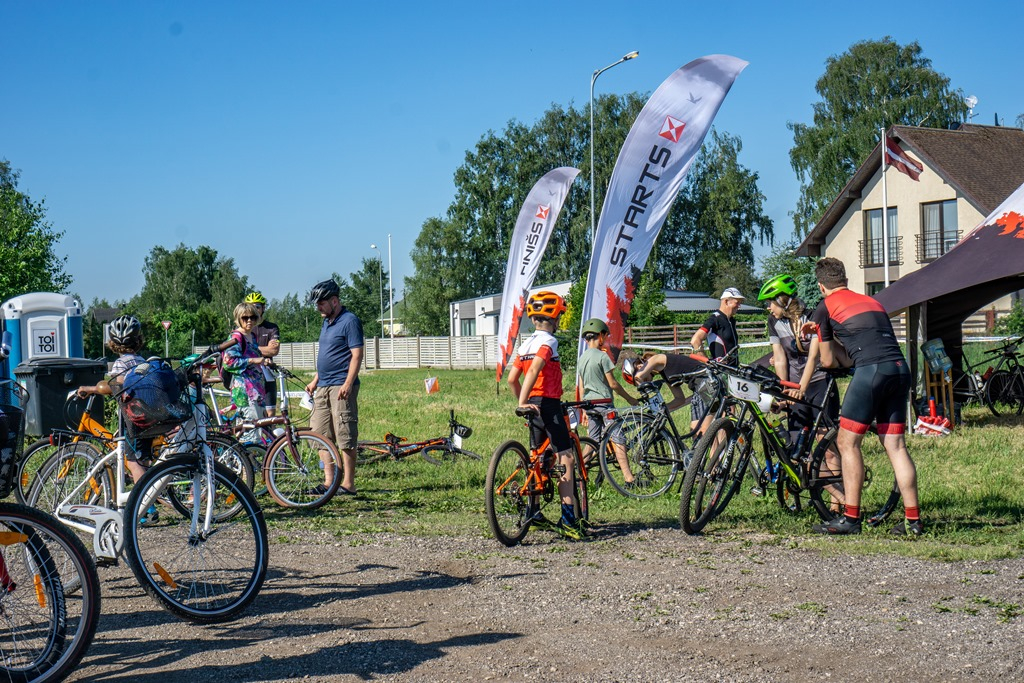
[{"xmin": 507, "ymin": 291, "xmax": 582, "ymax": 539}]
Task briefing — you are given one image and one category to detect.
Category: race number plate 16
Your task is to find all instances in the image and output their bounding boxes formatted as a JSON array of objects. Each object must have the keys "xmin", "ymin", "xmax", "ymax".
[{"xmin": 727, "ymin": 375, "xmax": 761, "ymax": 401}]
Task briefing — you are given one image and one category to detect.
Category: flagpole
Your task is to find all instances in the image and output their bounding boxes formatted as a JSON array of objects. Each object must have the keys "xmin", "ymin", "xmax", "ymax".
[{"xmin": 881, "ymin": 126, "xmax": 891, "ymax": 288}]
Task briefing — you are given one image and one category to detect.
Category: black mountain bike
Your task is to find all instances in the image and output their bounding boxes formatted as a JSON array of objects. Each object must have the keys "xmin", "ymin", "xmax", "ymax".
[{"xmin": 679, "ymin": 359, "xmax": 901, "ymax": 534}]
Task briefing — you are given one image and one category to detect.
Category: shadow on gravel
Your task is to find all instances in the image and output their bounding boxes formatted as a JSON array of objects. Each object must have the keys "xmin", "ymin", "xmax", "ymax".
[
  {"xmin": 584, "ymin": 517, "xmax": 681, "ymax": 539},
  {"xmin": 242, "ymin": 563, "xmax": 478, "ymax": 618},
  {"xmin": 83, "ymin": 629, "xmax": 521, "ymax": 681}
]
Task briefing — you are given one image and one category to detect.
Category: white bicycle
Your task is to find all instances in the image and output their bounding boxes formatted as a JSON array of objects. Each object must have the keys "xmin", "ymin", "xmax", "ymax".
[{"xmin": 27, "ymin": 350, "xmax": 268, "ymax": 623}]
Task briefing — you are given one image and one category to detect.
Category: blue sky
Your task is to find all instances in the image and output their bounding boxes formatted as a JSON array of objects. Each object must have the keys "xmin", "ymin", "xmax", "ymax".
[{"xmin": 3, "ymin": 1, "xmax": 1022, "ymax": 308}]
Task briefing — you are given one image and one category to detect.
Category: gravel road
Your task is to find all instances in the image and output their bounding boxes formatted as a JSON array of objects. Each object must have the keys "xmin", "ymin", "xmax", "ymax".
[{"xmin": 70, "ymin": 524, "xmax": 1024, "ymax": 682}]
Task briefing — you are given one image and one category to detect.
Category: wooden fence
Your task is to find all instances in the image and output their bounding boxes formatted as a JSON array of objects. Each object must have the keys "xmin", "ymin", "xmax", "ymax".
[{"xmin": 206, "ymin": 309, "xmax": 1002, "ymax": 371}]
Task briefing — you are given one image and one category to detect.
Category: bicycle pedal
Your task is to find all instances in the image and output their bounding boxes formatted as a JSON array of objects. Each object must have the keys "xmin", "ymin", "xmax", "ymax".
[
  {"xmin": 749, "ymin": 485, "xmax": 765, "ymax": 497},
  {"xmin": 96, "ymin": 557, "xmax": 119, "ymax": 568}
]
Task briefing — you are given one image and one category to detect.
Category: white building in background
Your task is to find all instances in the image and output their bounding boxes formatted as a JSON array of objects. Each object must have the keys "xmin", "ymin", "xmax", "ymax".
[
  {"xmin": 448, "ymin": 282, "xmax": 759, "ymax": 338},
  {"xmin": 450, "ymin": 281, "xmax": 572, "ymax": 338}
]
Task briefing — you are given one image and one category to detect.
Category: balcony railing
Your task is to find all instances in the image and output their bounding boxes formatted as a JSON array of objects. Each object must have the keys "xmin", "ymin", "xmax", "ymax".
[
  {"xmin": 858, "ymin": 236, "xmax": 903, "ymax": 268},
  {"xmin": 916, "ymin": 231, "xmax": 962, "ymax": 263}
]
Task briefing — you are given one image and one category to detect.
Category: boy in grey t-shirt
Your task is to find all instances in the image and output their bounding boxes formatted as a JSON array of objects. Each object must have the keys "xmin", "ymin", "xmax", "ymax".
[{"xmin": 576, "ymin": 318, "xmax": 637, "ymax": 486}]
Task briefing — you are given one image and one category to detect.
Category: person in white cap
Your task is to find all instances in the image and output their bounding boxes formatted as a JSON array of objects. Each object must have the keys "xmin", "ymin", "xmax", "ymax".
[
  {"xmin": 685, "ymin": 287, "xmax": 745, "ymax": 435},
  {"xmin": 690, "ymin": 287, "xmax": 744, "ymax": 365}
]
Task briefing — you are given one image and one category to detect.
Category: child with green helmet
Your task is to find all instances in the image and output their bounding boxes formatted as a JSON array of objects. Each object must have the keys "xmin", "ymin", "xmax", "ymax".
[{"xmin": 577, "ymin": 318, "xmax": 638, "ymax": 486}]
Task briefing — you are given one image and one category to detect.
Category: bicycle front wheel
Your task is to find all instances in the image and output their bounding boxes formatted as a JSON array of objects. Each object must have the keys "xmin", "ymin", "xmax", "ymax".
[
  {"xmin": 263, "ymin": 429, "xmax": 341, "ymax": 509},
  {"xmin": 0, "ymin": 503, "xmax": 101, "ymax": 683},
  {"xmin": 421, "ymin": 444, "xmax": 483, "ymax": 466},
  {"xmin": 123, "ymin": 458, "xmax": 269, "ymax": 623},
  {"xmin": 601, "ymin": 411, "xmax": 679, "ymax": 499},
  {"xmin": 484, "ymin": 441, "xmax": 535, "ymax": 547},
  {"xmin": 679, "ymin": 416, "xmax": 747, "ymax": 534}
]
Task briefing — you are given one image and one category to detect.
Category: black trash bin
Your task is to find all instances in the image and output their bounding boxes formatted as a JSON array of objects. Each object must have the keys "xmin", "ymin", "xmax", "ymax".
[{"xmin": 13, "ymin": 358, "xmax": 107, "ymax": 437}]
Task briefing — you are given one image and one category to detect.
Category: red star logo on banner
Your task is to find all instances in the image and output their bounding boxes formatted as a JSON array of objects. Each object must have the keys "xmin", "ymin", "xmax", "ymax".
[
  {"xmin": 536, "ymin": 205, "xmax": 550, "ymax": 219},
  {"xmin": 658, "ymin": 116, "xmax": 686, "ymax": 143}
]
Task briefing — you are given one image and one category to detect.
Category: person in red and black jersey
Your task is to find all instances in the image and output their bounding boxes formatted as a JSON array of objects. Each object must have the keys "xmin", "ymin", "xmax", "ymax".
[
  {"xmin": 802, "ymin": 258, "xmax": 922, "ymax": 536},
  {"xmin": 507, "ymin": 291, "xmax": 582, "ymax": 538}
]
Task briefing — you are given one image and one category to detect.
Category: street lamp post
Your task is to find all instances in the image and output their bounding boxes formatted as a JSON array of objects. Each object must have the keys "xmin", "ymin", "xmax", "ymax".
[
  {"xmin": 370, "ymin": 243, "xmax": 383, "ymax": 336},
  {"xmin": 387, "ymin": 234, "xmax": 394, "ymax": 340},
  {"xmin": 590, "ymin": 50, "xmax": 639, "ymax": 241}
]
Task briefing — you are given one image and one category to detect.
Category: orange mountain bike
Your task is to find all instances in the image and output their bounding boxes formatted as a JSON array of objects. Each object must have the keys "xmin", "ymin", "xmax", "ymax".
[
  {"xmin": 485, "ymin": 400, "xmax": 600, "ymax": 546},
  {"xmin": 356, "ymin": 411, "xmax": 481, "ymax": 465}
]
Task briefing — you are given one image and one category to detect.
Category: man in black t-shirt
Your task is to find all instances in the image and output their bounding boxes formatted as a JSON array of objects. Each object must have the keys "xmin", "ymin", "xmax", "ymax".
[
  {"xmin": 685, "ymin": 287, "xmax": 745, "ymax": 433},
  {"xmin": 691, "ymin": 287, "xmax": 743, "ymax": 365}
]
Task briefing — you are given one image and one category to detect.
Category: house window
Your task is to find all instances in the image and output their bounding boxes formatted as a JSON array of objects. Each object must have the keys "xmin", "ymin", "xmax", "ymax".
[
  {"xmin": 862, "ymin": 208, "xmax": 899, "ymax": 266},
  {"xmin": 460, "ymin": 318, "xmax": 476, "ymax": 337},
  {"xmin": 920, "ymin": 200, "xmax": 959, "ymax": 261},
  {"xmin": 865, "ymin": 281, "xmax": 886, "ymax": 296}
]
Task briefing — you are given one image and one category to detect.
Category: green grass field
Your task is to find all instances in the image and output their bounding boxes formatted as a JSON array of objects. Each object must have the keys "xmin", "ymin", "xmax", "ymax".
[{"xmin": 263, "ymin": 367, "xmax": 1024, "ymax": 563}]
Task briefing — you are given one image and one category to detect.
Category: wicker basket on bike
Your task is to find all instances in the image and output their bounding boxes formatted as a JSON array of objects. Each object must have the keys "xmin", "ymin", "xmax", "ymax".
[{"xmin": 118, "ymin": 360, "xmax": 193, "ymax": 438}]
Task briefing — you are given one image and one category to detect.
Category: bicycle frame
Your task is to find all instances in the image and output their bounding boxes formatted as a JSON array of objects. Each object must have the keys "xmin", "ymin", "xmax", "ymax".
[
  {"xmin": 502, "ymin": 401, "xmax": 594, "ymax": 499},
  {"xmin": 621, "ymin": 369, "xmax": 729, "ymax": 468}
]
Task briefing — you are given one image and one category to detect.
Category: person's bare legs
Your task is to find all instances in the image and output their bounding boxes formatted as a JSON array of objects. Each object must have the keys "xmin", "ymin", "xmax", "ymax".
[
  {"xmin": 340, "ymin": 448, "xmax": 356, "ymax": 491},
  {"xmin": 879, "ymin": 432, "xmax": 918, "ymax": 509},
  {"xmin": 835, "ymin": 428, "xmax": 865, "ymax": 511},
  {"xmin": 612, "ymin": 441, "xmax": 634, "ymax": 482}
]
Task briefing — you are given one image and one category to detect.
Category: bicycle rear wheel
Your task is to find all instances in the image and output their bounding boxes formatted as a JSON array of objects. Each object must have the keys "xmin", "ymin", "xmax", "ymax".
[
  {"xmin": 421, "ymin": 444, "xmax": 483, "ymax": 465},
  {"xmin": 164, "ymin": 434, "xmax": 255, "ymax": 523},
  {"xmin": 15, "ymin": 438, "xmax": 62, "ymax": 505},
  {"xmin": 123, "ymin": 457, "xmax": 268, "ymax": 623},
  {"xmin": 27, "ymin": 443, "xmax": 113, "ymax": 516},
  {"xmin": 485, "ymin": 441, "xmax": 536, "ymax": 547},
  {"xmin": 986, "ymin": 370, "xmax": 1024, "ymax": 416},
  {"xmin": 600, "ymin": 410, "xmax": 679, "ymax": 499},
  {"xmin": 806, "ymin": 428, "xmax": 902, "ymax": 527},
  {"xmin": 0, "ymin": 503, "xmax": 101, "ymax": 683},
  {"xmin": 263, "ymin": 429, "xmax": 341, "ymax": 509},
  {"xmin": 679, "ymin": 416, "xmax": 747, "ymax": 534}
]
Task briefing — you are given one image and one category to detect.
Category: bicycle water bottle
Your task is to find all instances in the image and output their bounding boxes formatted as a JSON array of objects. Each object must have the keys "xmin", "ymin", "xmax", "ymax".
[
  {"xmin": 789, "ymin": 426, "xmax": 811, "ymax": 461},
  {"xmin": 766, "ymin": 409, "xmax": 790, "ymax": 447}
]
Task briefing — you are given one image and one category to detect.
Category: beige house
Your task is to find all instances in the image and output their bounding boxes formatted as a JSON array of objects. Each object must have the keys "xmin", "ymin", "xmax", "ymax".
[{"xmin": 797, "ymin": 124, "xmax": 1024, "ymax": 310}]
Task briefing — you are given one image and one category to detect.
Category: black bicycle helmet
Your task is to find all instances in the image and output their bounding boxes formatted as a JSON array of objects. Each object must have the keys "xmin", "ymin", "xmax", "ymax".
[
  {"xmin": 308, "ymin": 279, "xmax": 340, "ymax": 303},
  {"xmin": 109, "ymin": 314, "xmax": 142, "ymax": 346}
]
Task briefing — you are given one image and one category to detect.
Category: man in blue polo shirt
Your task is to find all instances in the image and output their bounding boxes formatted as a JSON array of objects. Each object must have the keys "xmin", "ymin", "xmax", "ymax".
[{"xmin": 304, "ymin": 279, "xmax": 364, "ymax": 496}]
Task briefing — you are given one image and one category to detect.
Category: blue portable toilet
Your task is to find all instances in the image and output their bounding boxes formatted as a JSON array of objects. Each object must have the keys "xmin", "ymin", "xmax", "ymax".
[{"xmin": 1, "ymin": 293, "xmax": 84, "ymax": 382}]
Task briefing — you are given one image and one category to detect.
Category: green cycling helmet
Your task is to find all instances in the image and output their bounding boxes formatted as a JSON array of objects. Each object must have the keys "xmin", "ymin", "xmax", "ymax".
[
  {"xmin": 758, "ymin": 274, "xmax": 798, "ymax": 302},
  {"xmin": 581, "ymin": 318, "xmax": 610, "ymax": 336}
]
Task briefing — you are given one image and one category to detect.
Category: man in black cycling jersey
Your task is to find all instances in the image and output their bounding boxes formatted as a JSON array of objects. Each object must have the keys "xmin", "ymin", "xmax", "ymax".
[{"xmin": 803, "ymin": 258, "xmax": 922, "ymax": 536}]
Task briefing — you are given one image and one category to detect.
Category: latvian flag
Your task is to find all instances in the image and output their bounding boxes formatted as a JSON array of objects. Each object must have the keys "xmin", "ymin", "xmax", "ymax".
[{"xmin": 885, "ymin": 137, "xmax": 924, "ymax": 181}]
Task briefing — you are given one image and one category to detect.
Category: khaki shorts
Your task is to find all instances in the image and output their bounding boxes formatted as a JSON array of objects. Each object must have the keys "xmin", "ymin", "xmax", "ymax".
[{"xmin": 310, "ymin": 384, "xmax": 359, "ymax": 450}]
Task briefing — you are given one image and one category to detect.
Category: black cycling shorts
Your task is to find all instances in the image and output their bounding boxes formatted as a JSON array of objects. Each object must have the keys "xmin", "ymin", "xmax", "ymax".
[
  {"xmin": 527, "ymin": 397, "xmax": 573, "ymax": 453},
  {"xmin": 789, "ymin": 378, "xmax": 839, "ymax": 433},
  {"xmin": 839, "ymin": 360, "xmax": 910, "ymax": 435}
]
